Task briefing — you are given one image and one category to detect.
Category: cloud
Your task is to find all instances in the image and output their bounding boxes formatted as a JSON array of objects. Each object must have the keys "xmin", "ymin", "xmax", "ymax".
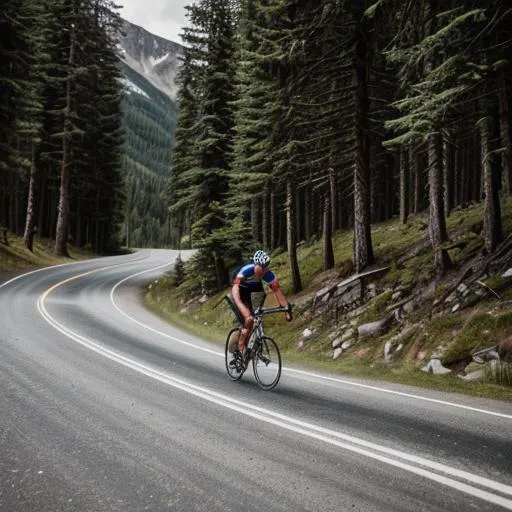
[{"xmin": 119, "ymin": 0, "xmax": 189, "ymax": 43}]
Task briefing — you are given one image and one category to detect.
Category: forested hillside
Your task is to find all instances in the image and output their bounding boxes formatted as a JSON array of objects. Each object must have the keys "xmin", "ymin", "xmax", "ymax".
[
  {"xmin": 168, "ymin": 0, "xmax": 512, "ymax": 295},
  {"xmin": 0, "ymin": 0, "xmax": 125, "ymax": 255},
  {"xmin": 120, "ymin": 62, "xmax": 178, "ymax": 247}
]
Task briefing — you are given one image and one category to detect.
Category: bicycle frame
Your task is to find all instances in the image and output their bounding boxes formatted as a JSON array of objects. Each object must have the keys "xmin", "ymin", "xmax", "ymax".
[{"xmin": 248, "ymin": 306, "xmax": 288, "ymax": 350}]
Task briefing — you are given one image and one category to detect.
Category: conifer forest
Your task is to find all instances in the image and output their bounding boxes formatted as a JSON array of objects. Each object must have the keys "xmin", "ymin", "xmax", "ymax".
[
  {"xmin": 1, "ymin": 1, "xmax": 512, "ymax": 292},
  {"xmin": 0, "ymin": 0, "xmax": 126, "ymax": 255}
]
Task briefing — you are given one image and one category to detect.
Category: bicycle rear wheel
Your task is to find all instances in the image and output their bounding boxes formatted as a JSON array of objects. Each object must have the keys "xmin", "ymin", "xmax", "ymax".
[
  {"xmin": 225, "ymin": 327, "xmax": 244, "ymax": 381},
  {"xmin": 252, "ymin": 336, "xmax": 281, "ymax": 390}
]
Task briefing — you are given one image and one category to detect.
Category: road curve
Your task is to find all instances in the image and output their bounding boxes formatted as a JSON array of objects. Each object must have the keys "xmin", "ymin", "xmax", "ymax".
[{"xmin": 1, "ymin": 250, "xmax": 511, "ymax": 512}]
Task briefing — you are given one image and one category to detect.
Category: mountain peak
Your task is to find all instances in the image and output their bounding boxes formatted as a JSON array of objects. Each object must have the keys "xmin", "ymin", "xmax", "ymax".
[{"xmin": 119, "ymin": 18, "xmax": 184, "ymax": 100}]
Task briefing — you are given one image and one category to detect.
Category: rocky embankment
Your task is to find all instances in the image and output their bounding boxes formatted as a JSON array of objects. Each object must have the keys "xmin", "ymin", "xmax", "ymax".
[{"xmin": 294, "ymin": 237, "xmax": 512, "ymax": 384}]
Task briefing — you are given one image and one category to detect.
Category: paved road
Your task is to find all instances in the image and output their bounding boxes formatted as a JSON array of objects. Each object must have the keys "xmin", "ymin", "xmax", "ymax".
[{"xmin": 1, "ymin": 250, "xmax": 511, "ymax": 512}]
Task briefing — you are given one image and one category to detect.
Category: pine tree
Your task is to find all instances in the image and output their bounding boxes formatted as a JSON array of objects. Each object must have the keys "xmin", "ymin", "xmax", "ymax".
[{"xmin": 168, "ymin": 0, "xmax": 238, "ymax": 292}]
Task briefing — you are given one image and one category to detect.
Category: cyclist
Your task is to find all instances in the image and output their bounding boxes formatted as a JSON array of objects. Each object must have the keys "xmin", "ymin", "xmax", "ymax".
[{"xmin": 229, "ymin": 250, "xmax": 292, "ymax": 354}]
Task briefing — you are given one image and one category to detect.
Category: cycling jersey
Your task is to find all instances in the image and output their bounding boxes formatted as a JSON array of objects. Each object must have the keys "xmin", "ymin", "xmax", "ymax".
[{"xmin": 234, "ymin": 263, "xmax": 276, "ymax": 286}]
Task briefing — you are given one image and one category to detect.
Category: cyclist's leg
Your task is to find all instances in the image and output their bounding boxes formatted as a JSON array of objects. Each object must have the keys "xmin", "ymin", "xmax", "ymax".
[{"xmin": 237, "ymin": 287, "xmax": 254, "ymax": 352}]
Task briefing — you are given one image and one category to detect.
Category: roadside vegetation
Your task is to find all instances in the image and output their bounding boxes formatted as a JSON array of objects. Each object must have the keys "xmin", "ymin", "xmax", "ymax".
[
  {"xmin": 145, "ymin": 199, "xmax": 512, "ymax": 401},
  {"xmin": 0, "ymin": 231, "xmax": 95, "ymax": 277}
]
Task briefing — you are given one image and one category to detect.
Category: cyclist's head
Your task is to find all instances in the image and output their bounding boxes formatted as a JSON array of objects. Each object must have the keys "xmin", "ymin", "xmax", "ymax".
[{"xmin": 253, "ymin": 250, "xmax": 271, "ymax": 268}]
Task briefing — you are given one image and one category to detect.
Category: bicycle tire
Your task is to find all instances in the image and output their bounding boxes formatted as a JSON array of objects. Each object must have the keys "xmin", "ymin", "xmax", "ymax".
[
  {"xmin": 252, "ymin": 336, "xmax": 281, "ymax": 390},
  {"xmin": 225, "ymin": 327, "xmax": 244, "ymax": 381}
]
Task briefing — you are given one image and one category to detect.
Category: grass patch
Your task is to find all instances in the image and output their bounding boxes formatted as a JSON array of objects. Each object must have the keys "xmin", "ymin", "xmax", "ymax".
[
  {"xmin": 0, "ymin": 232, "xmax": 96, "ymax": 272},
  {"xmin": 442, "ymin": 309, "xmax": 512, "ymax": 366}
]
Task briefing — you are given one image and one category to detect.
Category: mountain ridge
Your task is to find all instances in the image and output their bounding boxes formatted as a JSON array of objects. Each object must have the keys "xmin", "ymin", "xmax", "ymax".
[{"xmin": 118, "ymin": 18, "xmax": 184, "ymax": 101}]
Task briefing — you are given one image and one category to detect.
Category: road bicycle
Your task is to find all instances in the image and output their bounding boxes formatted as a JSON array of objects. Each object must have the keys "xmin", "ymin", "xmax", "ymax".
[{"xmin": 224, "ymin": 302, "xmax": 287, "ymax": 391}]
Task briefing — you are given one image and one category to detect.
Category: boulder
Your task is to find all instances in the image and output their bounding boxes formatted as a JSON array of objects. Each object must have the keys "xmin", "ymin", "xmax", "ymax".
[
  {"xmin": 332, "ymin": 337, "xmax": 342, "ymax": 349},
  {"xmin": 358, "ymin": 312, "xmax": 397, "ymax": 341},
  {"xmin": 459, "ymin": 370, "xmax": 484, "ymax": 381},
  {"xmin": 421, "ymin": 359, "xmax": 452, "ymax": 375},
  {"xmin": 472, "ymin": 345, "xmax": 500, "ymax": 364}
]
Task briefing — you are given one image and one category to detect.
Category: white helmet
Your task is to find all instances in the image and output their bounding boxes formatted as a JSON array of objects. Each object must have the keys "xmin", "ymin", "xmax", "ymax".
[{"xmin": 253, "ymin": 250, "xmax": 271, "ymax": 267}]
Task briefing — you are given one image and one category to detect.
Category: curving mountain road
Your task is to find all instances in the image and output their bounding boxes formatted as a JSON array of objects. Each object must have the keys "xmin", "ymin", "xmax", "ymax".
[{"xmin": 1, "ymin": 250, "xmax": 511, "ymax": 512}]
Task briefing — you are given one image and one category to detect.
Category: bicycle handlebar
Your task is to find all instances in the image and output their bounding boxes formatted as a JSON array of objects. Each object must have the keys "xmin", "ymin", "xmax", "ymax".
[{"xmin": 254, "ymin": 305, "xmax": 290, "ymax": 316}]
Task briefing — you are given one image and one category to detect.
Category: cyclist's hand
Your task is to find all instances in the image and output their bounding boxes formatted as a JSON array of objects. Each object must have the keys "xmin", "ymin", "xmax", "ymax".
[{"xmin": 285, "ymin": 304, "xmax": 293, "ymax": 322}]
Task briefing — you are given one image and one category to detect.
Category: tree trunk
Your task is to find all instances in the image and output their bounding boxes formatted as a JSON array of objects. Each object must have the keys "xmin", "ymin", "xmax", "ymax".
[
  {"xmin": 322, "ymin": 191, "xmax": 334, "ymax": 270},
  {"xmin": 286, "ymin": 177, "xmax": 302, "ymax": 293},
  {"xmin": 23, "ymin": 144, "xmax": 38, "ymax": 251},
  {"xmin": 270, "ymin": 188, "xmax": 276, "ymax": 250},
  {"xmin": 214, "ymin": 250, "xmax": 228, "ymax": 291},
  {"xmin": 399, "ymin": 147, "xmax": 408, "ymax": 224},
  {"xmin": 443, "ymin": 136, "xmax": 452, "ymax": 216},
  {"xmin": 453, "ymin": 143, "xmax": 460, "ymax": 208},
  {"xmin": 304, "ymin": 178, "xmax": 312, "ymax": 242},
  {"xmin": 262, "ymin": 181, "xmax": 269, "ymax": 249},
  {"xmin": 353, "ymin": 26, "xmax": 374, "ymax": 273},
  {"xmin": 480, "ymin": 106, "xmax": 503, "ymax": 253},
  {"xmin": 461, "ymin": 139, "xmax": 470, "ymax": 204},
  {"xmin": 329, "ymin": 167, "xmax": 337, "ymax": 232},
  {"xmin": 409, "ymin": 146, "xmax": 420, "ymax": 214},
  {"xmin": 472, "ymin": 132, "xmax": 481, "ymax": 201},
  {"xmin": 75, "ymin": 198, "xmax": 82, "ymax": 248},
  {"xmin": 428, "ymin": 133, "xmax": 451, "ymax": 273},
  {"xmin": 251, "ymin": 196, "xmax": 260, "ymax": 243},
  {"xmin": 497, "ymin": 71, "xmax": 511, "ymax": 195},
  {"xmin": 55, "ymin": 24, "xmax": 76, "ymax": 257}
]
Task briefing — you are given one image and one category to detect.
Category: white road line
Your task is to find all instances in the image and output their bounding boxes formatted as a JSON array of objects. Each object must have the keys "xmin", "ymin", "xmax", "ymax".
[
  {"xmin": 0, "ymin": 253, "xmax": 148, "ymax": 290},
  {"xmin": 110, "ymin": 263, "xmax": 512, "ymax": 421},
  {"xmin": 37, "ymin": 265, "xmax": 512, "ymax": 510}
]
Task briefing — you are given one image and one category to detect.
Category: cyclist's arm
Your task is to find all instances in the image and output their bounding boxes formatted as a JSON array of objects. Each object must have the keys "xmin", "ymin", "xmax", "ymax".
[
  {"xmin": 268, "ymin": 278, "xmax": 293, "ymax": 321},
  {"xmin": 269, "ymin": 279, "xmax": 288, "ymax": 307}
]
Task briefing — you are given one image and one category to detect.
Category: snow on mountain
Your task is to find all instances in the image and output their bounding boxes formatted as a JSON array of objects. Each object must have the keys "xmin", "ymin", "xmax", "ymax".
[
  {"xmin": 119, "ymin": 77, "xmax": 149, "ymax": 98},
  {"xmin": 118, "ymin": 19, "xmax": 184, "ymax": 101}
]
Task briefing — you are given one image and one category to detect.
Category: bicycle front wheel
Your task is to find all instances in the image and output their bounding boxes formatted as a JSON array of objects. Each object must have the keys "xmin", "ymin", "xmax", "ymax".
[
  {"xmin": 225, "ymin": 327, "xmax": 244, "ymax": 381},
  {"xmin": 252, "ymin": 336, "xmax": 281, "ymax": 390}
]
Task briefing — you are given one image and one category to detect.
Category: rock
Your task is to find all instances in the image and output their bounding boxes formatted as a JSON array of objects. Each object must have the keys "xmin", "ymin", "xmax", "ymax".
[
  {"xmin": 502, "ymin": 268, "xmax": 512, "ymax": 278},
  {"xmin": 459, "ymin": 370, "xmax": 484, "ymax": 381},
  {"xmin": 302, "ymin": 328, "xmax": 313, "ymax": 339},
  {"xmin": 498, "ymin": 339, "xmax": 512, "ymax": 362},
  {"xmin": 403, "ymin": 300, "xmax": 416, "ymax": 314},
  {"xmin": 421, "ymin": 359, "xmax": 452, "ymax": 374},
  {"xmin": 358, "ymin": 315, "xmax": 395, "ymax": 341},
  {"xmin": 333, "ymin": 347, "xmax": 343, "ymax": 360},
  {"xmin": 347, "ymin": 304, "xmax": 369, "ymax": 319},
  {"xmin": 457, "ymin": 283, "xmax": 468, "ymax": 295},
  {"xmin": 444, "ymin": 293, "xmax": 457, "ymax": 304},
  {"xmin": 452, "ymin": 304, "xmax": 460, "ymax": 313},
  {"xmin": 341, "ymin": 329, "xmax": 355, "ymax": 341},
  {"xmin": 384, "ymin": 341, "xmax": 393, "ymax": 362},
  {"xmin": 341, "ymin": 340, "xmax": 353, "ymax": 350},
  {"xmin": 384, "ymin": 341, "xmax": 404, "ymax": 363},
  {"xmin": 472, "ymin": 345, "xmax": 500, "ymax": 364},
  {"xmin": 392, "ymin": 291, "xmax": 402, "ymax": 301},
  {"xmin": 332, "ymin": 337, "xmax": 342, "ymax": 349},
  {"xmin": 431, "ymin": 345, "xmax": 447, "ymax": 359}
]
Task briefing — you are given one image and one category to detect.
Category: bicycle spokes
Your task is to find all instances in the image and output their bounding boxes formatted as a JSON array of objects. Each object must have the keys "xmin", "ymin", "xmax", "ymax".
[{"xmin": 252, "ymin": 337, "xmax": 281, "ymax": 390}]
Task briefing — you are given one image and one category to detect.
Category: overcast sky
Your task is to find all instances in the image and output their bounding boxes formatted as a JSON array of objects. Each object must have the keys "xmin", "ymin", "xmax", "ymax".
[{"xmin": 119, "ymin": 0, "xmax": 191, "ymax": 44}]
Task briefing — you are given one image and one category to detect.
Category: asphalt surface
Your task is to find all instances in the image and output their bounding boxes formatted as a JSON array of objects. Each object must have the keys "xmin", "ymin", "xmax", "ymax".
[{"xmin": 1, "ymin": 250, "xmax": 511, "ymax": 512}]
